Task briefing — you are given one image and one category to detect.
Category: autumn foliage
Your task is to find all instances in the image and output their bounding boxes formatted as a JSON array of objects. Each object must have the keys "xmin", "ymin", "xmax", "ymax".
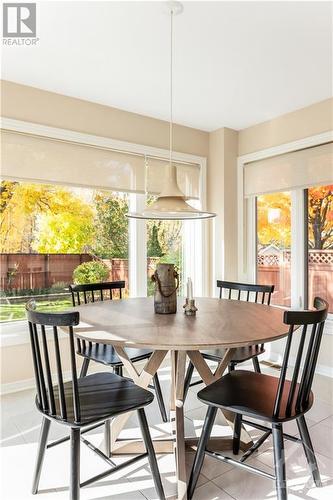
[{"xmin": 257, "ymin": 186, "xmax": 333, "ymax": 250}]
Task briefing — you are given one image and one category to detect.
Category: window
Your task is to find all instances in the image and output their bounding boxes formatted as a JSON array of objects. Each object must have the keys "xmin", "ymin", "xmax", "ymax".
[
  {"xmin": 0, "ymin": 180, "xmax": 129, "ymax": 322},
  {"xmin": 306, "ymin": 185, "xmax": 333, "ymax": 313},
  {"xmin": 1, "ymin": 124, "xmax": 208, "ymax": 339},
  {"xmin": 256, "ymin": 192, "xmax": 291, "ymax": 306},
  {"xmin": 242, "ymin": 141, "xmax": 333, "ymax": 315},
  {"xmin": 147, "ymin": 229, "xmax": 183, "ymax": 297}
]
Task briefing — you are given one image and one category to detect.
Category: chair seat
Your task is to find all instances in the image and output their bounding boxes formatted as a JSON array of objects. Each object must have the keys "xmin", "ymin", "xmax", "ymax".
[
  {"xmin": 201, "ymin": 345, "xmax": 265, "ymax": 364},
  {"xmin": 36, "ymin": 372, "xmax": 154, "ymax": 426},
  {"xmin": 77, "ymin": 342, "xmax": 153, "ymax": 367},
  {"xmin": 197, "ymin": 370, "xmax": 313, "ymax": 423}
]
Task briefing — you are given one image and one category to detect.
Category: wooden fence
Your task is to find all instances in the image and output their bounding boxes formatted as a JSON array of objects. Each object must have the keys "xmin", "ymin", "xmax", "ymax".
[
  {"xmin": 0, "ymin": 254, "xmax": 92, "ymax": 291},
  {"xmin": 0, "ymin": 254, "xmax": 159, "ymax": 293},
  {"xmin": 258, "ymin": 250, "xmax": 333, "ymax": 311}
]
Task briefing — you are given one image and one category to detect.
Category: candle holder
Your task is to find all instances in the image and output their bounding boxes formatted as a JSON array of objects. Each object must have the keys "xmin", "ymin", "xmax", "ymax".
[{"xmin": 183, "ymin": 298, "xmax": 198, "ymax": 316}]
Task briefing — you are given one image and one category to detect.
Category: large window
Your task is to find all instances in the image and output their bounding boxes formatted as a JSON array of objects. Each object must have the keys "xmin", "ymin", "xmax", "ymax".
[
  {"xmin": 0, "ymin": 180, "xmax": 129, "ymax": 322},
  {"xmin": 257, "ymin": 192, "xmax": 291, "ymax": 306},
  {"xmin": 243, "ymin": 141, "xmax": 333, "ymax": 315}
]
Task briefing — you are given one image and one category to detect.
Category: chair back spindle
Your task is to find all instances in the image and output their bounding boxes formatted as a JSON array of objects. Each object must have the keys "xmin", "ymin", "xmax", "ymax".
[
  {"xmin": 69, "ymin": 281, "xmax": 125, "ymax": 356},
  {"xmin": 26, "ymin": 301, "xmax": 80, "ymax": 423},
  {"xmin": 216, "ymin": 280, "xmax": 274, "ymax": 305},
  {"xmin": 217, "ymin": 281, "xmax": 274, "ymax": 350},
  {"xmin": 69, "ymin": 281, "xmax": 125, "ymax": 307},
  {"xmin": 273, "ymin": 297, "xmax": 328, "ymax": 419}
]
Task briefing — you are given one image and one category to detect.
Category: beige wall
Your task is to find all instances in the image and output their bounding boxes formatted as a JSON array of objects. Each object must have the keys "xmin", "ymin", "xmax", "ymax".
[
  {"xmin": 208, "ymin": 127, "xmax": 238, "ymax": 289},
  {"xmin": 238, "ymin": 98, "xmax": 333, "ymax": 155},
  {"xmin": 1, "ymin": 80, "xmax": 209, "ymax": 158}
]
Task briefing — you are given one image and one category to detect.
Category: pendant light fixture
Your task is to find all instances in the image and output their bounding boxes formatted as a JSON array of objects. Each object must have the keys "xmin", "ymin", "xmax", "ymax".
[{"xmin": 126, "ymin": 1, "xmax": 216, "ymax": 220}]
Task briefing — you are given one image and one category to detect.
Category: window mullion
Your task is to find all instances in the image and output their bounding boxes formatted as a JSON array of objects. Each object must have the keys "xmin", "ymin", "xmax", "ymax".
[{"xmin": 291, "ymin": 189, "xmax": 306, "ymax": 308}]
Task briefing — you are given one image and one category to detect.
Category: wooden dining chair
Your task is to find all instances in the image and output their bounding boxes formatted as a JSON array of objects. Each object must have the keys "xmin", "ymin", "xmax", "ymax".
[
  {"xmin": 69, "ymin": 281, "xmax": 168, "ymax": 430},
  {"xmin": 188, "ymin": 297, "xmax": 328, "ymax": 500},
  {"xmin": 26, "ymin": 300, "xmax": 165, "ymax": 500},
  {"xmin": 183, "ymin": 280, "xmax": 275, "ymax": 398}
]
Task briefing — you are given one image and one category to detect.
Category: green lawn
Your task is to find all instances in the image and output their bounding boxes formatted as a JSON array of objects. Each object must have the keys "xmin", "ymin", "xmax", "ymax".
[{"xmin": 0, "ymin": 299, "xmax": 73, "ymax": 322}]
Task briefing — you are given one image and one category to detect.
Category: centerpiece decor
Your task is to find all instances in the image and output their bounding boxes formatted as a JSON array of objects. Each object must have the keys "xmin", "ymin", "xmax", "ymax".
[{"xmin": 151, "ymin": 263, "xmax": 179, "ymax": 314}]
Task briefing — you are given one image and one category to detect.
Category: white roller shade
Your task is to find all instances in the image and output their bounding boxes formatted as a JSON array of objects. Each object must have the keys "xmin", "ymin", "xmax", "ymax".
[
  {"xmin": 1, "ymin": 130, "xmax": 146, "ymax": 193},
  {"xmin": 146, "ymin": 157, "xmax": 200, "ymax": 199},
  {"xmin": 1, "ymin": 131, "xmax": 200, "ymax": 198},
  {"xmin": 244, "ymin": 142, "xmax": 333, "ymax": 197}
]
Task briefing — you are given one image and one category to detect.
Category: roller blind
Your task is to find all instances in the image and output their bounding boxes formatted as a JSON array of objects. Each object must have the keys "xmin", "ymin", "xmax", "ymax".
[
  {"xmin": 1, "ymin": 130, "xmax": 200, "ymax": 198},
  {"xmin": 244, "ymin": 142, "xmax": 333, "ymax": 197}
]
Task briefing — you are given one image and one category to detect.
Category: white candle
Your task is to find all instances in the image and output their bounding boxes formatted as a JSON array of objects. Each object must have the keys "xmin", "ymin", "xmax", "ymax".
[{"xmin": 187, "ymin": 278, "xmax": 193, "ymax": 300}]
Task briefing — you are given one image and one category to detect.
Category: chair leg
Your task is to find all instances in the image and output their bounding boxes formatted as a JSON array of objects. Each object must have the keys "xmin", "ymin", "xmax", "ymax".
[
  {"xmin": 252, "ymin": 356, "xmax": 261, "ymax": 373},
  {"xmin": 297, "ymin": 415, "xmax": 322, "ymax": 487},
  {"xmin": 70, "ymin": 428, "xmax": 80, "ymax": 500},
  {"xmin": 32, "ymin": 417, "xmax": 51, "ymax": 494},
  {"xmin": 137, "ymin": 408, "xmax": 165, "ymax": 500},
  {"xmin": 104, "ymin": 419, "xmax": 111, "ymax": 457},
  {"xmin": 153, "ymin": 374, "xmax": 168, "ymax": 423},
  {"xmin": 233, "ymin": 413, "xmax": 242, "ymax": 455},
  {"xmin": 188, "ymin": 406, "xmax": 218, "ymax": 499},
  {"xmin": 272, "ymin": 423, "xmax": 287, "ymax": 500},
  {"xmin": 228, "ymin": 362, "xmax": 236, "ymax": 373},
  {"xmin": 79, "ymin": 358, "xmax": 90, "ymax": 378},
  {"xmin": 184, "ymin": 362, "xmax": 195, "ymax": 400}
]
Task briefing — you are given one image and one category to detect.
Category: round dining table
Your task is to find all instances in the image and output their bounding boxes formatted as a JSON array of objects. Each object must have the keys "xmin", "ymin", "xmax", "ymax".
[{"xmin": 73, "ymin": 296, "xmax": 288, "ymax": 500}]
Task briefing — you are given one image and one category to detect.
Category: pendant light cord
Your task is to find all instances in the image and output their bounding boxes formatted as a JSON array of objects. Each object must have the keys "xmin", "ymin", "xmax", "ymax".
[{"xmin": 169, "ymin": 7, "xmax": 173, "ymax": 165}]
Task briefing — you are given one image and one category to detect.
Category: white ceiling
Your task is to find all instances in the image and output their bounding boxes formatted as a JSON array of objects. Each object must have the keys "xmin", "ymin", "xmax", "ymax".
[{"xmin": 2, "ymin": 1, "xmax": 332, "ymax": 131}]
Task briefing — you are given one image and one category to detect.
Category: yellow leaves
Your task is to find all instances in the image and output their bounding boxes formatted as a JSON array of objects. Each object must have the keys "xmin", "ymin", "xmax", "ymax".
[
  {"xmin": 257, "ymin": 192, "xmax": 291, "ymax": 248},
  {"xmin": 0, "ymin": 181, "xmax": 95, "ymax": 253}
]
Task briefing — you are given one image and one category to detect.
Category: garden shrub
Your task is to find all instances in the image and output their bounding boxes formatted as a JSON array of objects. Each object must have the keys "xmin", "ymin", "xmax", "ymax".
[{"xmin": 73, "ymin": 260, "xmax": 109, "ymax": 284}]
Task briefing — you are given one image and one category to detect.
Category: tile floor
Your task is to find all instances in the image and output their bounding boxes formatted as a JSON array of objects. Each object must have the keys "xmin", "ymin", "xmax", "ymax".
[{"xmin": 1, "ymin": 360, "xmax": 332, "ymax": 500}]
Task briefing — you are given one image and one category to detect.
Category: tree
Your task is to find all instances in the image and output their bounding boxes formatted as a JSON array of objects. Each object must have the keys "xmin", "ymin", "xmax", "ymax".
[
  {"xmin": 147, "ymin": 224, "xmax": 164, "ymax": 257},
  {"xmin": 308, "ymin": 185, "xmax": 333, "ymax": 249},
  {"xmin": 34, "ymin": 200, "xmax": 95, "ymax": 253},
  {"xmin": 0, "ymin": 181, "xmax": 95, "ymax": 253},
  {"xmin": 93, "ymin": 192, "xmax": 129, "ymax": 258}
]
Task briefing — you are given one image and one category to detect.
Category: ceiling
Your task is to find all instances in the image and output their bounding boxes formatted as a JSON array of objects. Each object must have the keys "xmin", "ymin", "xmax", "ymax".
[{"xmin": 2, "ymin": 1, "xmax": 332, "ymax": 131}]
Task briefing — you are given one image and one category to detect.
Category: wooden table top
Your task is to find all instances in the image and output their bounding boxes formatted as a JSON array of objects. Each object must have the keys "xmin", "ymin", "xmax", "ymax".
[{"xmin": 73, "ymin": 297, "xmax": 289, "ymax": 350}]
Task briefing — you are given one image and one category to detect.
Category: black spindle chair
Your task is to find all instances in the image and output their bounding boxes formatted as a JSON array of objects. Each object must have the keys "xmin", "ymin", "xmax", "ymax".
[
  {"xmin": 184, "ymin": 281, "xmax": 275, "ymax": 398},
  {"xmin": 188, "ymin": 297, "xmax": 328, "ymax": 500},
  {"xmin": 69, "ymin": 281, "xmax": 167, "ymax": 431},
  {"xmin": 26, "ymin": 300, "xmax": 165, "ymax": 500}
]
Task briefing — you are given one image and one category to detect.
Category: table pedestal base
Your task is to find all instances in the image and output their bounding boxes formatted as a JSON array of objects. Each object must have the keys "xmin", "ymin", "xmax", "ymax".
[
  {"xmin": 110, "ymin": 436, "xmax": 252, "ymax": 455},
  {"xmin": 110, "ymin": 347, "xmax": 253, "ymax": 499}
]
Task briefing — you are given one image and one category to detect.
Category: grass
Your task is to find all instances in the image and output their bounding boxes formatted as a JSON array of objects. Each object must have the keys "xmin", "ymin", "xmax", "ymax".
[{"xmin": 0, "ymin": 299, "xmax": 73, "ymax": 322}]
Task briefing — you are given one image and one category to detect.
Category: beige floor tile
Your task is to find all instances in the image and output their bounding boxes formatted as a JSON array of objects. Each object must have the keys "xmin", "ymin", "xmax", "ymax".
[
  {"xmin": 307, "ymin": 399, "xmax": 333, "ymax": 423},
  {"xmin": 192, "ymin": 480, "xmax": 235, "ymax": 500},
  {"xmin": 213, "ymin": 457, "xmax": 275, "ymax": 500},
  {"xmin": 306, "ymin": 421, "xmax": 333, "ymax": 460}
]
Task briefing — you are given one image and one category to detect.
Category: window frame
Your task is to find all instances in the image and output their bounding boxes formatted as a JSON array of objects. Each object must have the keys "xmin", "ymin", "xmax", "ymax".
[{"xmin": 238, "ymin": 131, "xmax": 333, "ymax": 317}]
